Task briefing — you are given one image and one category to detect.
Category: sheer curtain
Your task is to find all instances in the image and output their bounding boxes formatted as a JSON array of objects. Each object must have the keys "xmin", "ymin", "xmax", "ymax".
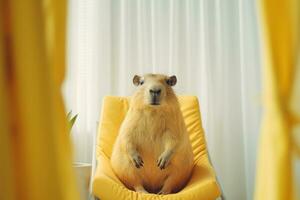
[{"xmin": 64, "ymin": 0, "xmax": 262, "ymax": 199}]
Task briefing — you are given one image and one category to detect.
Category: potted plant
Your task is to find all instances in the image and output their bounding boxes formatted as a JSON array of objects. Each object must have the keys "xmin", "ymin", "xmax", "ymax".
[{"xmin": 68, "ymin": 112, "xmax": 92, "ymax": 200}]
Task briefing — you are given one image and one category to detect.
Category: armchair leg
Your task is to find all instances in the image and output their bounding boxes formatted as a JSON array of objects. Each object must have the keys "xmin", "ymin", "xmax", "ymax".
[{"xmin": 207, "ymin": 150, "xmax": 226, "ymax": 200}]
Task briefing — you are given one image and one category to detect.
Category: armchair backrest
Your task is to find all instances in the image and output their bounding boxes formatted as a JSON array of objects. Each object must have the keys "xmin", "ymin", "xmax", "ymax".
[{"xmin": 96, "ymin": 96, "xmax": 208, "ymax": 163}]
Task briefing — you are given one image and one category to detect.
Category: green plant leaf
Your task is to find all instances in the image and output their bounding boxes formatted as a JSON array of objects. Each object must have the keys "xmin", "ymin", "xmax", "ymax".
[
  {"xmin": 67, "ymin": 111, "xmax": 72, "ymax": 120},
  {"xmin": 69, "ymin": 114, "xmax": 78, "ymax": 129}
]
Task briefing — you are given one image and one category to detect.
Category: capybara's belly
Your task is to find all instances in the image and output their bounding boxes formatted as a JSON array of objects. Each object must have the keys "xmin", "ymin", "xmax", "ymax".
[{"xmin": 138, "ymin": 150, "xmax": 169, "ymax": 193}]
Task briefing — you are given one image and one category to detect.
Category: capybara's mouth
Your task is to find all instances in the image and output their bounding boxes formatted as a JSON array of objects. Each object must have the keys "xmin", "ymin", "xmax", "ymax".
[
  {"xmin": 150, "ymin": 102, "xmax": 160, "ymax": 106},
  {"xmin": 150, "ymin": 97, "xmax": 160, "ymax": 105}
]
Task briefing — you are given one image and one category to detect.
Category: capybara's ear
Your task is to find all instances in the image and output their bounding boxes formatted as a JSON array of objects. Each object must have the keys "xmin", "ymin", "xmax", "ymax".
[
  {"xmin": 166, "ymin": 75, "xmax": 177, "ymax": 86},
  {"xmin": 133, "ymin": 75, "xmax": 142, "ymax": 86}
]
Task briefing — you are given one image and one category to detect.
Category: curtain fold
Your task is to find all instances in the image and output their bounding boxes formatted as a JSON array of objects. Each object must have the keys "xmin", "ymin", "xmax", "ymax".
[
  {"xmin": 0, "ymin": 0, "xmax": 79, "ymax": 199},
  {"xmin": 254, "ymin": 0, "xmax": 300, "ymax": 199}
]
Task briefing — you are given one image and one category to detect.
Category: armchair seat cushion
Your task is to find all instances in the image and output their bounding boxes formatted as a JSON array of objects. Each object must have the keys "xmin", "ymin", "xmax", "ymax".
[{"xmin": 92, "ymin": 96, "xmax": 221, "ymax": 200}]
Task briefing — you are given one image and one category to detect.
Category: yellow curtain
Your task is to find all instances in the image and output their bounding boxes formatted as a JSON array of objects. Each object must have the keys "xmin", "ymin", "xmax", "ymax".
[
  {"xmin": 0, "ymin": 0, "xmax": 79, "ymax": 199},
  {"xmin": 255, "ymin": 0, "xmax": 300, "ymax": 199}
]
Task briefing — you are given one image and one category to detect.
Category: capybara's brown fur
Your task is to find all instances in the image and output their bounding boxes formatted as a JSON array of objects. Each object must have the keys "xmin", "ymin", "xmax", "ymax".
[{"xmin": 111, "ymin": 74, "xmax": 194, "ymax": 194}]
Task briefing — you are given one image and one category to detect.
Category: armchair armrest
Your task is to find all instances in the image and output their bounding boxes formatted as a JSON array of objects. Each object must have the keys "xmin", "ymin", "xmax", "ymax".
[
  {"xmin": 93, "ymin": 152, "xmax": 122, "ymax": 186},
  {"xmin": 92, "ymin": 152, "xmax": 137, "ymax": 199},
  {"xmin": 178, "ymin": 157, "xmax": 221, "ymax": 199}
]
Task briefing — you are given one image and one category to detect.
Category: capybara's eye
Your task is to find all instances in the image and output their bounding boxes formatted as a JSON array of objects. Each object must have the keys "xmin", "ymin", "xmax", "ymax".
[{"xmin": 140, "ymin": 80, "xmax": 144, "ymax": 85}]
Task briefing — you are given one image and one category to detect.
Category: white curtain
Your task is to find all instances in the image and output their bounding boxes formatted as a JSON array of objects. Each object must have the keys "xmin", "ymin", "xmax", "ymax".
[{"xmin": 64, "ymin": 0, "xmax": 262, "ymax": 199}]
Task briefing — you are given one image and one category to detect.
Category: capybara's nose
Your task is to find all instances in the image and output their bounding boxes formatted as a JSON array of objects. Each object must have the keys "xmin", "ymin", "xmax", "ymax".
[{"xmin": 149, "ymin": 89, "xmax": 161, "ymax": 98}]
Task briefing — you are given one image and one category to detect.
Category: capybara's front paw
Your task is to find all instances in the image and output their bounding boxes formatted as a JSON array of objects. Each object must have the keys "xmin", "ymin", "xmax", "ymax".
[
  {"xmin": 131, "ymin": 154, "xmax": 144, "ymax": 168},
  {"xmin": 157, "ymin": 152, "xmax": 171, "ymax": 170}
]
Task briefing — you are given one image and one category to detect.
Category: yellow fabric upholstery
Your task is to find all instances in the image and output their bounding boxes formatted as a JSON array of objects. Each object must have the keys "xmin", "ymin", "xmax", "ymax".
[{"xmin": 93, "ymin": 96, "xmax": 221, "ymax": 200}]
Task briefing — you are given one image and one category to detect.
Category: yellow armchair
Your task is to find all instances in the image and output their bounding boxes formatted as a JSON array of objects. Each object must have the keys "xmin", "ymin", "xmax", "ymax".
[{"xmin": 92, "ymin": 96, "xmax": 221, "ymax": 200}]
